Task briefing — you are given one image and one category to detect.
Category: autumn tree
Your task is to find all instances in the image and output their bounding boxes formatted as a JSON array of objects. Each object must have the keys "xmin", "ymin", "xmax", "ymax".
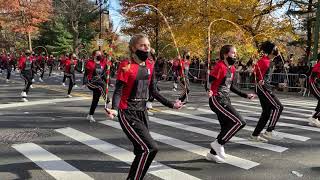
[
  {"xmin": 120, "ymin": 0, "xmax": 296, "ymax": 61},
  {"xmin": 0, "ymin": 0, "xmax": 52, "ymax": 50}
]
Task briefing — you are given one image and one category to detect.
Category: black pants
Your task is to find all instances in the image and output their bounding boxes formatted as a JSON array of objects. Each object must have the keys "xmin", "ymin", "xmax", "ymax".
[
  {"xmin": 10, "ymin": 61, "xmax": 16, "ymax": 71},
  {"xmin": 209, "ymin": 95, "xmax": 246, "ymax": 145},
  {"xmin": 252, "ymin": 84, "xmax": 283, "ymax": 136},
  {"xmin": 6, "ymin": 66, "xmax": 11, "ymax": 80},
  {"xmin": 21, "ymin": 71, "xmax": 32, "ymax": 94},
  {"xmin": 178, "ymin": 78, "xmax": 190, "ymax": 102},
  {"xmin": 48, "ymin": 65, "xmax": 53, "ymax": 76},
  {"xmin": 66, "ymin": 74, "xmax": 75, "ymax": 95},
  {"xmin": 118, "ymin": 109, "xmax": 158, "ymax": 180},
  {"xmin": 87, "ymin": 80, "xmax": 108, "ymax": 115},
  {"xmin": 62, "ymin": 74, "xmax": 67, "ymax": 83},
  {"xmin": 35, "ymin": 65, "xmax": 45, "ymax": 78},
  {"xmin": 310, "ymin": 82, "xmax": 320, "ymax": 119}
]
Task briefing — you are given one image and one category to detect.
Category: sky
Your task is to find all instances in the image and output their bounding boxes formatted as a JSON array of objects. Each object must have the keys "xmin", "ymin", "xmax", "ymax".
[{"xmin": 108, "ymin": 0, "xmax": 125, "ymax": 34}]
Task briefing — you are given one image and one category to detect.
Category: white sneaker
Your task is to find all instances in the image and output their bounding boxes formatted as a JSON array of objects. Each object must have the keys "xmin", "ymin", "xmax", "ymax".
[
  {"xmin": 22, "ymin": 98, "xmax": 28, "ymax": 102},
  {"xmin": 308, "ymin": 117, "xmax": 320, "ymax": 126},
  {"xmin": 262, "ymin": 131, "xmax": 283, "ymax": 140},
  {"xmin": 206, "ymin": 153, "xmax": 226, "ymax": 163},
  {"xmin": 39, "ymin": 78, "xmax": 43, "ymax": 82},
  {"xmin": 21, "ymin": 91, "xmax": 27, "ymax": 97},
  {"xmin": 172, "ymin": 88, "xmax": 177, "ymax": 92},
  {"xmin": 66, "ymin": 94, "xmax": 72, "ymax": 98},
  {"xmin": 6, "ymin": 79, "xmax": 9, "ymax": 82},
  {"xmin": 210, "ymin": 140, "xmax": 225, "ymax": 159},
  {"xmin": 30, "ymin": 85, "xmax": 33, "ymax": 89},
  {"xmin": 249, "ymin": 135, "xmax": 268, "ymax": 143},
  {"xmin": 173, "ymin": 83, "xmax": 178, "ymax": 89},
  {"xmin": 147, "ymin": 110, "xmax": 154, "ymax": 116},
  {"xmin": 86, "ymin": 115, "xmax": 96, "ymax": 123},
  {"xmin": 32, "ymin": 79, "xmax": 35, "ymax": 83},
  {"xmin": 146, "ymin": 102, "xmax": 153, "ymax": 109},
  {"xmin": 74, "ymin": 84, "xmax": 79, "ymax": 88},
  {"xmin": 62, "ymin": 82, "xmax": 66, "ymax": 87}
]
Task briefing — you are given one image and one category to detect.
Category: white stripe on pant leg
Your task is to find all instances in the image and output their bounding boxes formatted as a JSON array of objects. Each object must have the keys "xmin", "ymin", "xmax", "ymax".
[
  {"xmin": 257, "ymin": 85, "xmax": 278, "ymax": 107},
  {"xmin": 211, "ymin": 97, "xmax": 241, "ymax": 141},
  {"xmin": 269, "ymin": 108, "xmax": 277, "ymax": 128},
  {"xmin": 99, "ymin": 120, "xmax": 260, "ymax": 170},
  {"xmin": 311, "ymin": 82, "xmax": 320, "ymax": 97},
  {"xmin": 271, "ymin": 108, "xmax": 280, "ymax": 127},
  {"xmin": 12, "ymin": 143, "xmax": 93, "ymax": 180},
  {"xmin": 119, "ymin": 111, "xmax": 149, "ymax": 180},
  {"xmin": 55, "ymin": 127, "xmax": 201, "ymax": 180}
]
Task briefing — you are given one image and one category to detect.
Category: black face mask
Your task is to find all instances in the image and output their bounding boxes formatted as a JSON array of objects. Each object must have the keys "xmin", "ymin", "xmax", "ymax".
[
  {"xmin": 96, "ymin": 55, "xmax": 102, "ymax": 61},
  {"xmin": 135, "ymin": 49, "xmax": 149, "ymax": 61},
  {"xmin": 25, "ymin": 53, "xmax": 31, "ymax": 56},
  {"xmin": 226, "ymin": 56, "xmax": 236, "ymax": 65},
  {"xmin": 186, "ymin": 55, "xmax": 190, "ymax": 60}
]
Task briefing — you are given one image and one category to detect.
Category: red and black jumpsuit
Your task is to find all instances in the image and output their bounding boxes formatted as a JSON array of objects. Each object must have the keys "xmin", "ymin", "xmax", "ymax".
[
  {"xmin": 253, "ymin": 55, "xmax": 283, "ymax": 136},
  {"xmin": 309, "ymin": 60, "xmax": 320, "ymax": 119},
  {"xmin": 178, "ymin": 58, "xmax": 190, "ymax": 102},
  {"xmin": 209, "ymin": 60, "xmax": 247, "ymax": 147},
  {"xmin": 85, "ymin": 59, "xmax": 109, "ymax": 115},
  {"xmin": 64, "ymin": 58, "xmax": 77, "ymax": 95},
  {"xmin": 9, "ymin": 54, "xmax": 17, "ymax": 72},
  {"xmin": 30, "ymin": 55, "xmax": 37, "ymax": 80},
  {"xmin": 36, "ymin": 55, "xmax": 46, "ymax": 79},
  {"xmin": 60, "ymin": 56, "xmax": 67, "ymax": 83},
  {"xmin": 0, "ymin": 54, "xmax": 4, "ymax": 73},
  {"xmin": 112, "ymin": 58, "xmax": 174, "ymax": 180},
  {"xmin": 18, "ymin": 55, "xmax": 33, "ymax": 94},
  {"xmin": 47, "ymin": 57, "xmax": 54, "ymax": 76},
  {"xmin": 2, "ymin": 54, "xmax": 11, "ymax": 80}
]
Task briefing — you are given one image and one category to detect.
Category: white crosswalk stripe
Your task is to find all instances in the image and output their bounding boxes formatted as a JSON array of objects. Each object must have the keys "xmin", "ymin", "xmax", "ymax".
[
  {"xmin": 55, "ymin": 127, "xmax": 201, "ymax": 180},
  {"xmin": 232, "ymin": 100, "xmax": 314, "ymax": 113},
  {"xmin": 195, "ymin": 108, "xmax": 310, "ymax": 141},
  {"xmin": 12, "ymin": 143, "xmax": 94, "ymax": 180},
  {"xmin": 99, "ymin": 120, "xmax": 260, "ymax": 170},
  {"xmin": 158, "ymin": 111, "xmax": 288, "ymax": 152}
]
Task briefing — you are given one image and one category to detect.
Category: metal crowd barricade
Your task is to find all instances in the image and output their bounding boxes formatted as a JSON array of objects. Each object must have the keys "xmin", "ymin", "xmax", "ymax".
[
  {"xmin": 236, "ymin": 72, "xmax": 308, "ymax": 96},
  {"xmin": 159, "ymin": 65, "xmax": 309, "ymax": 96},
  {"xmin": 271, "ymin": 73, "xmax": 308, "ymax": 96},
  {"xmin": 188, "ymin": 67, "xmax": 207, "ymax": 84}
]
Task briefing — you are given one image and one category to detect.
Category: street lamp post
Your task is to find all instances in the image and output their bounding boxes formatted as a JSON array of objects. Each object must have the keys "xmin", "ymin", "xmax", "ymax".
[{"xmin": 96, "ymin": 0, "xmax": 108, "ymax": 51}]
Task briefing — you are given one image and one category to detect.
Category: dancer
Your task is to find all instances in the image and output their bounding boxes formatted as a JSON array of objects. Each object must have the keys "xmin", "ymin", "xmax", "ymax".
[
  {"xmin": 106, "ymin": 33, "xmax": 182, "ymax": 180},
  {"xmin": 177, "ymin": 52, "xmax": 191, "ymax": 104},
  {"xmin": 64, "ymin": 53, "xmax": 78, "ymax": 98},
  {"xmin": 308, "ymin": 53, "xmax": 320, "ymax": 127},
  {"xmin": 47, "ymin": 54, "xmax": 54, "ymax": 77},
  {"xmin": 18, "ymin": 50, "xmax": 34, "ymax": 102},
  {"xmin": 4, "ymin": 53, "xmax": 11, "ymax": 82},
  {"xmin": 84, "ymin": 50, "xmax": 110, "ymax": 122},
  {"xmin": 206, "ymin": 45, "xmax": 255, "ymax": 163},
  {"xmin": 251, "ymin": 41, "xmax": 284, "ymax": 142}
]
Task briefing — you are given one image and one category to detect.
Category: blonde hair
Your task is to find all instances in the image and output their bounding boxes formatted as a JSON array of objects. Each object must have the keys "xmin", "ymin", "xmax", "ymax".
[{"xmin": 129, "ymin": 33, "xmax": 149, "ymax": 55}]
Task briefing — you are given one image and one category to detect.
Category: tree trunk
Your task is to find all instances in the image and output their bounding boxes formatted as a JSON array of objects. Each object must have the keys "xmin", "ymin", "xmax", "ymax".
[
  {"xmin": 28, "ymin": 31, "xmax": 32, "ymax": 51},
  {"xmin": 306, "ymin": 0, "xmax": 313, "ymax": 60}
]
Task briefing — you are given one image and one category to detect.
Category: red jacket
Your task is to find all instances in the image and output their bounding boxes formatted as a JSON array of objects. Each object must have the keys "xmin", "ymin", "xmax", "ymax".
[
  {"xmin": 310, "ymin": 61, "xmax": 320, "ymax": 83},
  {"xmin": 64, "ymin": 58, "xmax": 78, "ymax": 74},
  {"xmin": 18, "ymin": 56, "xmax": 33, "ymax": 71},
  {"xmin": 85, "ymin": 59, "xmax": 107, "ymax": 81}
]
